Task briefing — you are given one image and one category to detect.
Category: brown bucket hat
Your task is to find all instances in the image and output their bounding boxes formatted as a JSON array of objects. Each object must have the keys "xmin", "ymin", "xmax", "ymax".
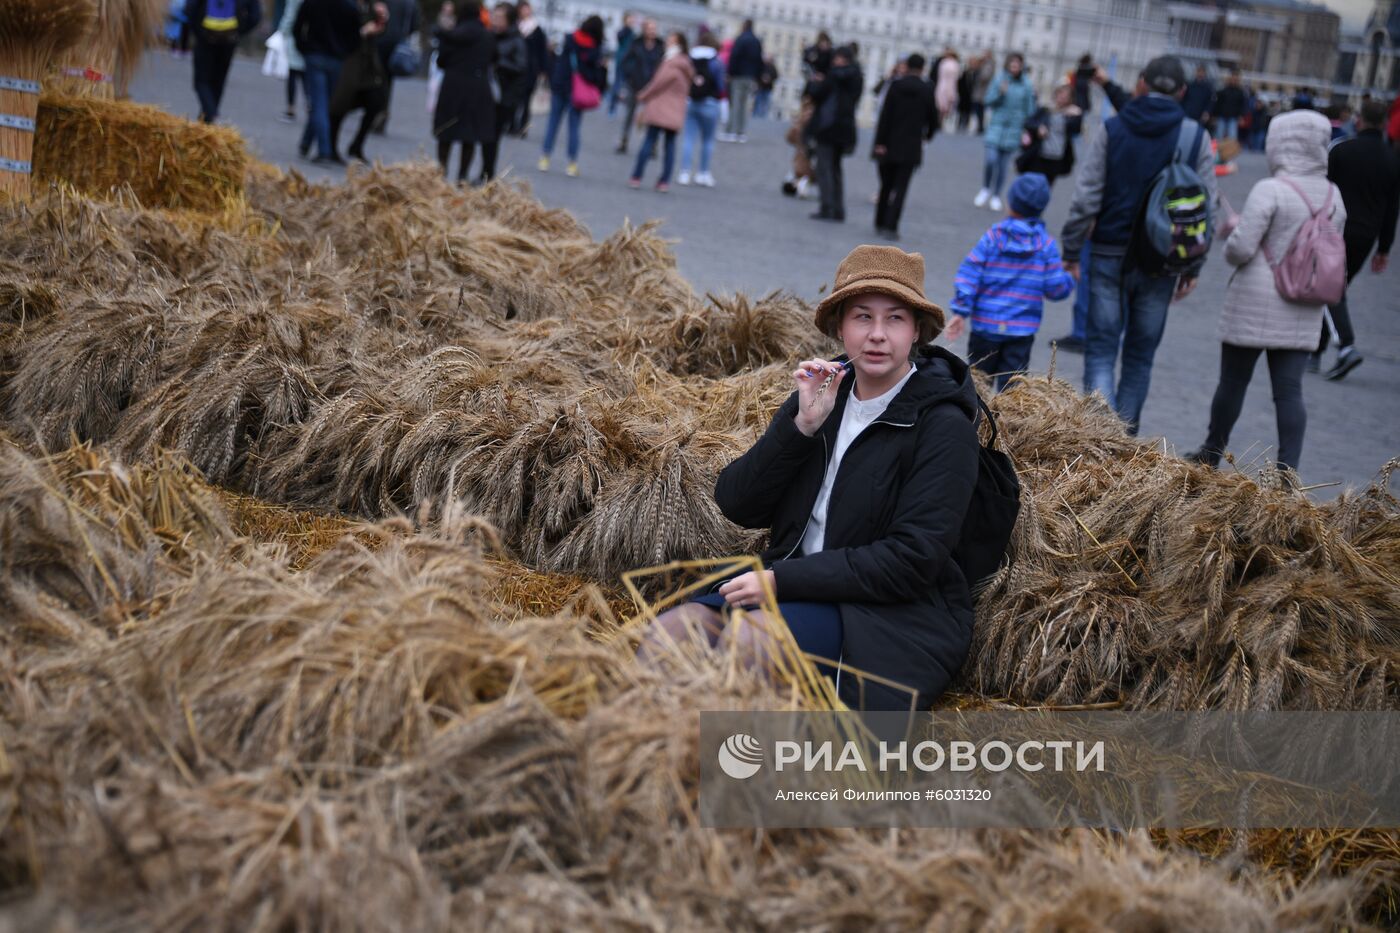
[{"xmin": 813, "ymin": 245, "xmax": 947, "ymax": 343}]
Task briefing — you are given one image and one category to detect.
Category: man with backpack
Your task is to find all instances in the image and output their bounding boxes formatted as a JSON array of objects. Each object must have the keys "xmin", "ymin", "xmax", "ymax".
[
  {"xmin": 1061, "ymin": 56, "xmax": 1216, "ymax": 435},
  {"xmin": 1313, "ymin": 99, "xmax": 1400, "ymax": 381},
  {"xmin": 185, "ymin": 0, "xmax": 262, "ymax": 123}
]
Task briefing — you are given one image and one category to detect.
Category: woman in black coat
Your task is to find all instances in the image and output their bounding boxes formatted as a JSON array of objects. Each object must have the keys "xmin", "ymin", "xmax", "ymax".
[
  {"xmin": 433, "ymin": 0, "xmax": 497, "ymax": 183},
  {"xmin": 637, "ymin": 246, "xmax": 981, "ymax": 712}
]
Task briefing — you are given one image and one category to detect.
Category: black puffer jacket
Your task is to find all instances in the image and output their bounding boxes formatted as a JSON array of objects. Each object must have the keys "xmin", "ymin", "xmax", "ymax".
[{"xmin": 714, "ymin": 346, "xmax": 980, "ymax": 711}]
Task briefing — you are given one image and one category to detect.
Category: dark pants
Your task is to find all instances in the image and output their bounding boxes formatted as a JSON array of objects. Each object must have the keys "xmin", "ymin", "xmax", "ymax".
[
  {"xmin": 192, "ymin": 38, "xmax": 237, "ymax": 123},
  {"xmin": 515, "ymin": 74, "xmax": 539, "ymax": 134},
  {"xmin": 968, "ymin": 332, "xmax": 1035, "ymax": 391},
  {"xmin": 479, "ymin": 103, "xmax": 515, "ymax": 181},
  {"xmin": 331, "ymin": 84, "xmax": 389, "ymax": 160},
  {"xmin": 1317, "ymin": 228, "xmax": 1372, "ymax": 353},
  {"xmin": 286, "ymin": 69, "xmax": 304, "ymax": 111},
  {"xmin": 438, "ymin": 139, "xmax": 477, "ymax": 182},
  {"xmin": 875, "ymin": 161, "xmax": 916, "ymax": 232},
  {"xmin": 631, "ymin": 125, "xmax": 677, "ymax": 184},
  {"xmin": 1203, "ymin": 343, "xmax": 1309, "ymax": 470},
  {"xmin": 689, "ymin": 592, "xmax": 844, "ymax": 678},
  {"xmin": 815, "ymin": 143, "xmax": 845, "ymax": 219},
  {"xmin": 619, "ymin": 90, "xmax": 642, "ymax": 149}
]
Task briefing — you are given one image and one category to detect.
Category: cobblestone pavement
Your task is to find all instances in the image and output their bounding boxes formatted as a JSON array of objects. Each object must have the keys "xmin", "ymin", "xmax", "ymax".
[{"xmin": 131, "ymin": 52, "xmax": 1399, "ymax": 497}]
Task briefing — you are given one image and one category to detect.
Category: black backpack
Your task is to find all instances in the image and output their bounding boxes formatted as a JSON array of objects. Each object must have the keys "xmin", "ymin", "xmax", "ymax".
[
  {"xmin": 689, "ymin": 54, "xmax": 720, "ymax": 101},
  {"xmin": 952, "ymin": 396, "xmax": 1020, "ymax": 593}
]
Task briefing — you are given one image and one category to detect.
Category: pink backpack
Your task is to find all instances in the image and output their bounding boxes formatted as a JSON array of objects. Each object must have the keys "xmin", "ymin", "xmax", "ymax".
[{"xmin": 1262, "ymin": 176, "xmax": 1346, "ymax": 305}]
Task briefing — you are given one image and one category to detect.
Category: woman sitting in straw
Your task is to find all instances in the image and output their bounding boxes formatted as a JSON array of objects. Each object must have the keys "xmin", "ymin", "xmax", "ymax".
[{"xmin": 637, "ymin": 246, "xmax": 981, "ymax": 712}]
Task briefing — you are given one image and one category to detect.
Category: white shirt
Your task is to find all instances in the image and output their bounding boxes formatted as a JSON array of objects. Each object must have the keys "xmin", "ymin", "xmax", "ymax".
[{"xmin": 799, "ymin": 364, "xmax": 916, "ymax": 556}]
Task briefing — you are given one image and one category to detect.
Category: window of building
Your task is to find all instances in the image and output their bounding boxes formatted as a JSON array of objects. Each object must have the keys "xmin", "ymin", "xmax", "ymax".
[{"xmin": 1110, "ymin": 0, "xmax": 1139, "ymax": 18}]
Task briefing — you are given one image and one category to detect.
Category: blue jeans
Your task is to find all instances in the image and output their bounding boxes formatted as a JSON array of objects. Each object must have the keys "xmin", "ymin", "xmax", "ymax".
[
  {"xmin": 1084, "ymin": 250, "xmax": 1177, "ymax": 435},
  {"xmin": 300, "ymin": 53, "xmax": 342, "ymax": 159},
  {"xmin": 542, "ymin": 92, "xmax": 583, "ymax": 161},
  {"xmin": 631, "ymin": 125, "xmax": 677, "ymax": 183},
  {"xmin": 753, "ymin": 89, "xmax": 772, "ymax": 119},
  {"xmin": 1070, "ymin": 241, "xmax": 1091, "ymax": 339},
  {"xmin": 982, "ymin": 145, "xmax": 1012, "ymax": 195},
  {"xmin": 680, "ymin": 98, "xmax": 720, "ymax": 174},
  {"xmin": 1217, "ymin": 116, "xmax": 1239, "ymax": 141},
  {"xmin": 689, "ymin": 592, "xmax": 843, "ymax": 677}
]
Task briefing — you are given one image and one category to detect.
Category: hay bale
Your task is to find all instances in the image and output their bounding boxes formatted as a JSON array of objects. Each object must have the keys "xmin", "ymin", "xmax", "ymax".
[{"xmin": 32, "ymin": 92, "xmax": 246, "ymax": 212}]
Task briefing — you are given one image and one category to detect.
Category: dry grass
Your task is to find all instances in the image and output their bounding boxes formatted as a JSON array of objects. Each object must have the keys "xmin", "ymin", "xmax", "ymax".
[
  {"xmin": 34, "ymin": 92, "xmax": 248, "ymax": 212},
  {"xmin": 1, "ymin": 153, "xmax": 1398, "ymax": 928}
]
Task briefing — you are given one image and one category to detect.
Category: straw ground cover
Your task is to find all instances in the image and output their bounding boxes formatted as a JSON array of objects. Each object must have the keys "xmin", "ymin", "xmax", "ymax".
[{"xmin": 1, "ymin": 161, "xmax": 1397, "ymax": 927}]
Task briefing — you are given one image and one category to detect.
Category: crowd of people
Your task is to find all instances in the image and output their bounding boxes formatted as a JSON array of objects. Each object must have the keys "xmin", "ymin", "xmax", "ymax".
[{"xmin": 174, "ymin": 7, "xmax": 1399, "ymax": 479}]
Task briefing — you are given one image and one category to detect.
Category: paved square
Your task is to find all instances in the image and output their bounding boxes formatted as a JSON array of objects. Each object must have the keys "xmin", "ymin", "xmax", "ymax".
[{"xmin": 130, "ymin": 53, "xmax": 1399, "ymax": 496}]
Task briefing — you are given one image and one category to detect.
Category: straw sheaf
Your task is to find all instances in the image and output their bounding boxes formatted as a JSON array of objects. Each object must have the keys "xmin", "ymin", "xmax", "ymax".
[
  {"xmin": 34, "ymin": 93, "xmax": 247, "ymax": 214},
  {"xmin": 1, "ymin": 157, "xmax": 1399, "ymax": 925}
]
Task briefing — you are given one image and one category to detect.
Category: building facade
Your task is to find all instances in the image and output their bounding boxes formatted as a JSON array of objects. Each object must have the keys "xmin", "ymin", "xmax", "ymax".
[
  {"xmin": 1346, "ymin": 0, "xmax": 1400, "ymax": 95},
  {"xmin": 705, "ymin": 0, "xmax": 1171, "ymax": 123},
  {"xmin": 1165, "ymin": 1, "xmax": 1343, "ymax": 99}
]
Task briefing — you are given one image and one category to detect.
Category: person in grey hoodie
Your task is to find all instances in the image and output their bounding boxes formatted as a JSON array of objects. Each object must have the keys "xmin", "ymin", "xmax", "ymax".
[{"xmin": 1185, "ymin": 110, "xmax": 1345, "ymax": 474}]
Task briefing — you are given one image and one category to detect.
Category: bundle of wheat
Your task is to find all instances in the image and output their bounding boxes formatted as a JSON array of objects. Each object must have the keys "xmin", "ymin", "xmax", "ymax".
[
  {"xmin": 970, "ymin": 375, "xmax": 1400, "ymax": 712},
  {"xmin": 55, "ymin": 0, "xmax": 165, "ymax": 97},
  {"xmin": 33, "ymin": 92, "xmax": 246, "ymax": 211},
  {"xmin": 0, "ymin": 0, "xmax": 95, "ymax": 199},
  {"xmin": 0, "ymin": 431, "xmax": 1394, "ymax": 927}
]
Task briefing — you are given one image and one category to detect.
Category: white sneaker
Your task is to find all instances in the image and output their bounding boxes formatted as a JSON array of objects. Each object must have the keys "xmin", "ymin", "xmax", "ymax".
[
  {"xmin": 795, "ymin": 177, "xmax": 813, "ymax": 199},
  {"xmin": 678, "ymin": 170, "xmax": 691, "ymax": 186},
  {"xmin": 973, "ymin": 188, "xmax": 991, "ymax": 208},
  {"xmin": 697, "ymin": 172, "xmax": 715, "ymax": 187},
  {"xmin": 989, "ymin": 195, "xmax": 1004, "ymax": 212}
]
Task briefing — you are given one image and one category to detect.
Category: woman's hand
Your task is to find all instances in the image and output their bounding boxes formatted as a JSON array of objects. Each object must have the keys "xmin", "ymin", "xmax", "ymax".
[
  {"xmin": 719, "ymin": 570, "xmax": 775, "ymax": 608},
  {"xmin": 792, "ymin": 359, "xmax": 847, "ymax": 436}
]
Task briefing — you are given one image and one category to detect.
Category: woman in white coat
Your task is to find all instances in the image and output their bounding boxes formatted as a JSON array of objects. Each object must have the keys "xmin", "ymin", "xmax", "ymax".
[{"xmin": 1186, "ymin": 110, "xmax": 1346, "ymax": 474}]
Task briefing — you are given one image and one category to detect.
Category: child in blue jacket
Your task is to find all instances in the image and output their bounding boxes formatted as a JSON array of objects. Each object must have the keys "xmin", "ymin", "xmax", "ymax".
[{"xmin": 944, "ymin": 172, "xmax": 1074, "ymax": 390}]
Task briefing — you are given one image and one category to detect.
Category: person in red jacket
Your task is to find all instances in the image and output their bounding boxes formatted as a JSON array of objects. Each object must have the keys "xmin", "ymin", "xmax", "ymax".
[{"xmin": 1388, "ymin": 94, "xmax": 1400, "ymax": 151}]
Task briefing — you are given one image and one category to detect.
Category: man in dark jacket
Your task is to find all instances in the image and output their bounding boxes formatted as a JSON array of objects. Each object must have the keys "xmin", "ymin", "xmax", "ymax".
[
  {"xmin": 723, "ymin": 19, "xmax": 764, "ymax": 141},
  {"xmin": 1212, "ymin": 70, "xmax": 1247, "ymax": 141},
  {"xmin": 872, "ymin": 54, "xmax": 938, "ymax": 240},
  {"xmin": 1181, "ymin": 64, "xmax": 1214, "ymax": 124},
  {"xmin": 616, "ymin": 18, "xmax": 662, "ymax": 154},
  {"xmin": 294, "ymin": 0, "xmax": 365, "ymax": 163},
  {"xmin": 186, "ymin": 0, "xmax": 262, "ymax": 123},
  {"xmin": 606, "ymin": 12, "xmax": 636, "ymax": 116},
  {"xmin": 1316, "ymin": 99, "xmax": 1400, "ymax": 380},
  {"xmin": 1061, "ymin": 56, "xmax": 1216, "ymax": 435},
  {"xmin": 808, "ymin": 46, "xmax": 863, "ymax": 222}
]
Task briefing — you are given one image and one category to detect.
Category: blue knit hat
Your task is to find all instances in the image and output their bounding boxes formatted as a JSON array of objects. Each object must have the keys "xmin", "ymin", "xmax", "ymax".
[{"xmin": 1008, "ymin": 172, "xmax": 1051, "ymax": 218}]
